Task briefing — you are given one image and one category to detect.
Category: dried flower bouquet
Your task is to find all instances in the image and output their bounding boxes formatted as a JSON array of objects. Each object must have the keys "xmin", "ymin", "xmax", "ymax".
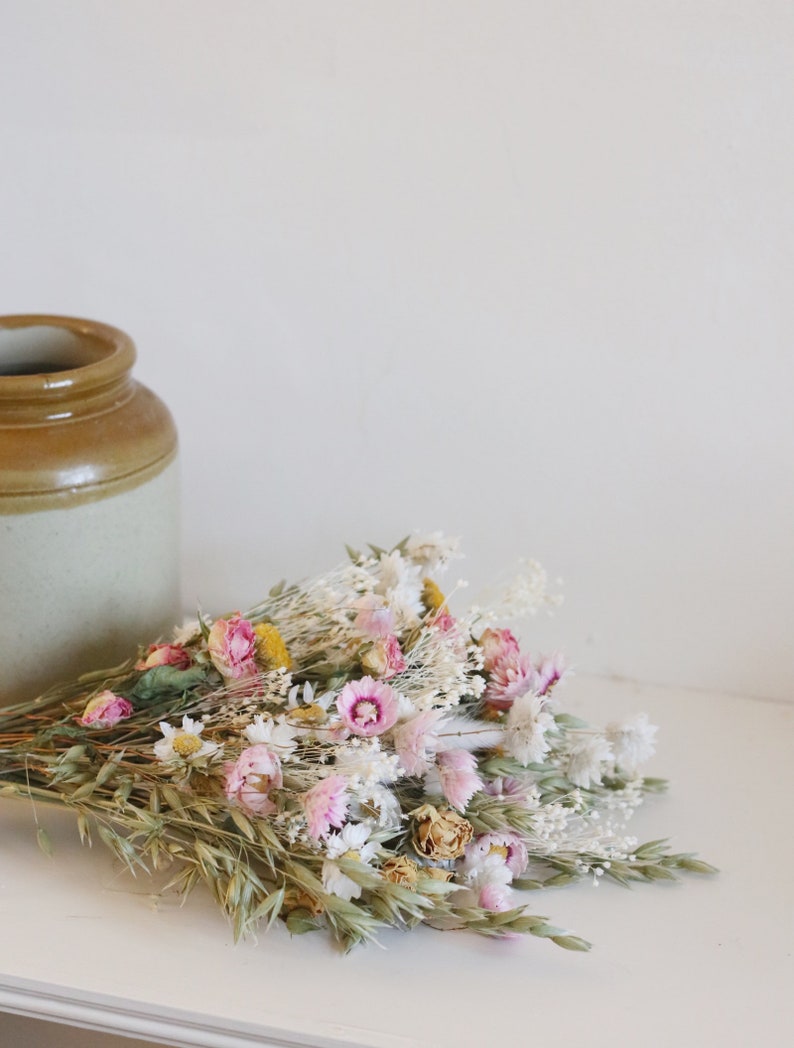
[{"xmin": 0, "ymin": 535, "xmax": 714, "ymax": 951}]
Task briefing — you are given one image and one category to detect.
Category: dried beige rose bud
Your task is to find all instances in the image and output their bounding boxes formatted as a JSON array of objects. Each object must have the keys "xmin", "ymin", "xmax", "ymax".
[
  {"xmin": 422, "ymin": 866, "xmax": 454, "ymax": 882},
  {"xmin": 381, "ymin": 855, "xmax": 420, "ymax": 890},
  {"xmin": 412, "ymin": 803, "xmax": 474, "ymax": 861},
  {"xmin": 282, "ymin": 888, "xmax": 324, "ymax": 917}
]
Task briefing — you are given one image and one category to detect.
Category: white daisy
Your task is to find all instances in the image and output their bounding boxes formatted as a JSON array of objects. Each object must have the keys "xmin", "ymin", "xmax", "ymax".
[
  {"xmin": 322, "ymin": 823, "xmax": 378, "ymax": 901},
  {"xmin": 154, "ymin": 715, "xmax": 220, "ymax": 766}
]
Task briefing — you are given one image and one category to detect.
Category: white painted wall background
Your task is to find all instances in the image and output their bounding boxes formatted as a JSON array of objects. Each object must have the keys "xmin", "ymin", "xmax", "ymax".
[{"xmin": 0, "ymin": 1, "xmax": 791, "ymax": 702}]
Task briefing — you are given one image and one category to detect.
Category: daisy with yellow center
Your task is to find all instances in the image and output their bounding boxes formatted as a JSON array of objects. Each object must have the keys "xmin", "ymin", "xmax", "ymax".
[{"xmin": 154, "ymin": 715, "xmax": 221, "ymax": 766}]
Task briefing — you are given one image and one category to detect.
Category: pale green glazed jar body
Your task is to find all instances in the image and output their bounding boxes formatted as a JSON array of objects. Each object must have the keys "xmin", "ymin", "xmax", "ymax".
[{"xmin": 0, "ymin": 315, "xmax": 180, "ymax": 706}]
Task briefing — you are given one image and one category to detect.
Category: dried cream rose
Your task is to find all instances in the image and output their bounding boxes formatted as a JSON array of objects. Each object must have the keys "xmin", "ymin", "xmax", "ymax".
[
  {"xmin": 381, "ymin": 855, "xmax": 420, "ymax": 890},
  {"xmin": 412, "ymin": 803, "xmax": 474, "ymax": 861},
  {"xmin": 422, "ymin": 866, "xmax": 454, "ymax": 883}
]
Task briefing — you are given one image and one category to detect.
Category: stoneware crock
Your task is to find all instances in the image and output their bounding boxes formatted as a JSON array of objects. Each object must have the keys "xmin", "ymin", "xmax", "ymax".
[{"xmin": 0, "ymin": 315, "xmax": 180, "ymax": 705}]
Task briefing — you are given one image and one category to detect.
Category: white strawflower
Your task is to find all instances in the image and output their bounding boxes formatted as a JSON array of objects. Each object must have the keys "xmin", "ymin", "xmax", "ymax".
[
  {"xmin": 566, "ymin": 735, "xmax": 614, "ymax": 788},
  {"xmin": 606, "ymin": 713, "xmax": 657, "ymax": 774},
  {"xmin": 374, "ymin": 551, "xmax": 424, "ymax": 628},
  {"xmin": 505, "ymin": 693, "xmax": 555, "ymax": 766},
  {"xmin": 244, "ymin": 714, "xmax": 299, "ymax": 759},
  {"xmin": 404, "ymin": 532, "xmax": 462, "ymax": 574}
]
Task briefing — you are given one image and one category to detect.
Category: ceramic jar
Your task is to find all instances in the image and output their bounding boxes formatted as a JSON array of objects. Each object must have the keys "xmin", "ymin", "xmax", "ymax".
[{"xmin": 0, "ymin": 315, "xmax": 180, "ymax": 706}]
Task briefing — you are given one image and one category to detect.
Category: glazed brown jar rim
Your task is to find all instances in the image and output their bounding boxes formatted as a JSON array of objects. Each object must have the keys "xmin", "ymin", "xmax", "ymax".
[
  {"xmin": 0, "ymin": 314, "xmax": 137, "ymax": 420},
  {"xmin": 0, "ymin": 314, "xmax": 177, "ymax": 510}
]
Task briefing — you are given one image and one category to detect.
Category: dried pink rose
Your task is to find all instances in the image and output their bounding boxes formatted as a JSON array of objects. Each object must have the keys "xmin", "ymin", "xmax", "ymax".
[
  {"xmin": 478, "ymin": 627, "xmax": 521, "ymax": 674},
  {"xmin": 208, "ymin": 614, "xmax": 258, "ymax": 679},
  {"xmin": 77, "ymin": 690, "xmax": 133, "ymax": 729},
  {"xmin": 136, "ymin": 643, "xmax": 191, "ymax": 671},
  {"xmin": 303, "ymin": 775, "xmax": 348, "ymax": 840},
  {"xmin": 336, "ymin": 676, "xmax": 399, "ymax": 737},
  {"xmin": 224, "ymin": 745, "xmax": 282, "ymax": 815},
  {"xmin": 360, "ymin": 634, "xmax": 406, "ymax": 680}
]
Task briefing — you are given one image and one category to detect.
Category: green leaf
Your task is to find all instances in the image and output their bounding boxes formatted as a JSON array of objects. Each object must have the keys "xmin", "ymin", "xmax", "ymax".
[
  {"xmin": 551, "ymin": 934, "xmax": 591, "ymax": 952},
  {"xmin": 130, "ymin": 666, "xmax": 206, "ymax": 704},
  {"xmin": 37, "ymin": 826, "xmax": 54, "ymax": 857},
  {"xmin": 286, "ymin": 909, "xmax": 321, "ymax": 935},
  {"xmin": 229, "ymin": 808, "xmax": 257, "ymax": 842},
  {"xmin": 70, "ymin": 780, "xmax": 97, "ymax": 801}
]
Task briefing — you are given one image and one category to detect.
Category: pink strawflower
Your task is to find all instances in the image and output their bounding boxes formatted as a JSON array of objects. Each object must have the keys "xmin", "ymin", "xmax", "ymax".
[
  {"xmin": 136, "ymin": 643, "xmax": 191, "ymax": 671},
  {"xmin": 336, "ymin": 676, "xmax": 400, "ymax": 737},
  {"xmin": 393, "ymin": 708, "xmax": 444, "ymax": 775},
  {"xmin": 478, "ymin": 627, "xmax": 521, "ymax": 674},
  {"xmin": 532, "ymin": 652, "xmax": 566, "ymax": 697},
  {"xmin": 432, "ymin": 609, "xmax": 457, "ymax": 633},
  {"xmin": 352, "ymin": 594, "xmax": 394, "ymax": 638},
  {"xmin": 303, "ymin": 775, "xmax": 348, "ymax": 840},
  {"xmin": 208, "ymin": 614, "xmax": 258, "ymax": 679},
  {"xmin": 482, "ymin": 776, "xmax": 532, "ymax": 803},
  {"xmin": 224, "ymin": 745, "xmax": 282, "ymax": 815},
  {"xmin": 436, "ymin": 749, "xmax": 483, "ymax": 812},
  {"xmin": 465, "ymin": 832, "xmax": 529, "ymax": 878},
  {"xmin": 484, "ymin": 651, "xmax": 536, "ymax": 711},
  {"xmin": 77, "ymin": 690, "xmax": 133, "ymax": 729},
  {"xmin": 361, "ymin": 634, "xmax": 406, "ymax": 680},
  {"xmin": 478, "ymin": 881, "xmax": 512, "ymax": 912}
]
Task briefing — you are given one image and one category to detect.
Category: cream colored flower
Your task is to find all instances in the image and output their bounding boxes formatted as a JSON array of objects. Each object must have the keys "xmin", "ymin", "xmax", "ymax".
[{"xmin": 412, "ymin": 803, "xmax": 473, "ymax": 861}]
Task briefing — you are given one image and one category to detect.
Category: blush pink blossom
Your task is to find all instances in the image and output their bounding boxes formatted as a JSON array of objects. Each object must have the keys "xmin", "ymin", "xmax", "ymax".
[
  {"xmin": 436, "ymin": 749, "xmax": 483, "ymax": 812},
  {"xmin": 336, "ymin": 677, "xmax": 400, "ymax": 737},
  {"xmin": 360, "ymin": 634, "xmax": 406, "ymax": 680},
  {"xmin": 532, "ymin": 652, "xmax": 566, "ymax": 696},
  {"xmin": 432, "ymin": 609, "xmax": 457, "ymax": 633},
  {"xmin": 352, "ymin": 594, "xmax": 394, "ymax": 637},
  {"xmin": 478, "ymin": 627, "xmax": 521, "ymax": 673},
  {"xmin": 77, "ymin": 690, "xmax": 134, "ymax": 729},
  {"xmin": 393, "ymin": 709, "xmax": 444, "ymax": 776},
  {"xmin": 465, "ymin": 832, "xmax": 529, "ymax": 878},
  {"xmin": 478, "ymin": 881, "xmax": 512, "ymax": 912},
  {"xmin": 208, "ymin": 614, "xmax": 258, "ymax": 679},
  {"xmin": 484, "ymin": 651, "xmax": 536, "ymax": 711},
  {"xmin": 136, "ymin": 643, "xmax": 191, "ymax": 671},
  {"xmin": 224, "ymin": 745, "xmax": 282, "ymax": 815},
  {"xmin": 303, "ymin": 775, "xmax": 348, "ymax": 840}
]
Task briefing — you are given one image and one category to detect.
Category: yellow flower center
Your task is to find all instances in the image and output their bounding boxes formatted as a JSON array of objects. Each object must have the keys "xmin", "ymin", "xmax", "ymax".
[
  {"xmin": 254, "ymin": 623, "xmax": 292, "ymax": 670},
  {"xmin": 488, "ymin": 844, "xmax": 509, "ymax": 860},
  {"xmin": 172, "ymin": 733, "xmax": 203, "ymax": 757},
  {"xmin": 343, "ymin": 850, "xmax": 361, "ymax": 862},
  {"xmin": 288, "ymin": 703, "xmax": 327, "ymax": 725},
  {"xmin": 422, "ymin": 578, "xmax": 447, "ymax": 614}
]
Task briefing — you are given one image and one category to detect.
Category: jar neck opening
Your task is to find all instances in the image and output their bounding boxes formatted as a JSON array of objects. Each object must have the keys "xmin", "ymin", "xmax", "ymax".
[{"xmin": 0, "ymin": 316, "xmax": 137, "ymax": 420}]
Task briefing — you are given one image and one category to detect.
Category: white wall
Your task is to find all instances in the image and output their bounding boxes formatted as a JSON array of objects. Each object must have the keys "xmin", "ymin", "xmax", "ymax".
[{"xmin": 1, "ymin": 1, "xmax": 791, "ymax": 701}]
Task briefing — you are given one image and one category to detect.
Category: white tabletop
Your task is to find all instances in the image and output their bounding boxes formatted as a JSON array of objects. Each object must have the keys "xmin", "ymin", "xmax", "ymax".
[{"xmin": 1, "ymin": 675, "xmax": 792, "ymax": 1048}]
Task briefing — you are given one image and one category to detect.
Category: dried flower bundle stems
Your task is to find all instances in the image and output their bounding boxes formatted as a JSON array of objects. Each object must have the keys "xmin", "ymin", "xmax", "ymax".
[{"xmin": 0, "ymin": 535, "xmax": 714, "ymax": 951}]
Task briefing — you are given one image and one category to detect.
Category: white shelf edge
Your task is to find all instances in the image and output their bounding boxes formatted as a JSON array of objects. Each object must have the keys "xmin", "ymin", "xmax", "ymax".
[{"xmin": 0, "ymin": 974, "xmax": 407, "ymax": 1048}]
